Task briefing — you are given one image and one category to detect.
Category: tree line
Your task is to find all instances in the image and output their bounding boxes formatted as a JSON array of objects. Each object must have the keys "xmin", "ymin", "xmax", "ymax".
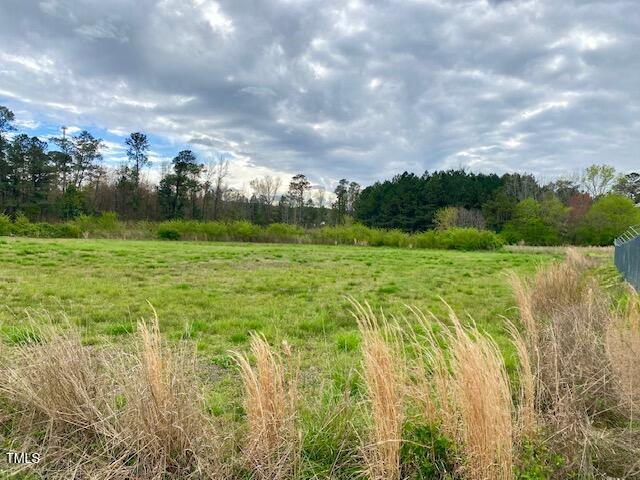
[
  {"xmin": 0, "ymin": 105, "xmax": 361, "ymax": 226},
  {"xmin": 356, "ymin": 166, "xmax": 640, "ymax": 244},
  {"xmin": 1, "ymin": 104, "xmax": 639, "ymax": 245}
]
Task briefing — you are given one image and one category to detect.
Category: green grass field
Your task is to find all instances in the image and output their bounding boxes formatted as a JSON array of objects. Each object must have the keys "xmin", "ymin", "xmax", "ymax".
[
  {"xmin": 0, "ymin": 237, "xmax": 564, "ymax": 384},
  {"xmin": 0, "ymin": 238, "xmax": 561, "ymax": 350},
  {"xmin": 0, "ymin": 238, "xmax": 622, "ymax": 478}
]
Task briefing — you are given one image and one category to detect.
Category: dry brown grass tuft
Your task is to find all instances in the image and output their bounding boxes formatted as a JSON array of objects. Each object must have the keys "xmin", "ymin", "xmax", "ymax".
[
  {"xmin": 507, "ymin": 320, "xmax": 537, "ymax": 441},
  {"xmin": 124, "ymin": 312, "xmax": 225, "ymax": 478},
  {"xmin": 606, "ymin": 287, "xmax": 640, "ymax": 419},
  {"xmin": 511, "ymin": 248, "xmax": 640, "ymax": 477},
  {"xmin": 350, "ymin": 299, "xmax": 404, "ymax": 480},
  {"xmin": 407, "ymin": 305, "xmax": 514, "ymax": 480},
  {"xmin": 0, "ymin": 314, "xmax": 225, "ymax": 479},
  {"xmin": 231, "ymin": 333, "xmax": 299, "ymax": 480},
  {"xmin": 528, "ymin": 258, "xmax": 585, "ymax": 319},
  {"xmin": 445, "ymin": 310, "xmax": 513, "ymax": 480}
]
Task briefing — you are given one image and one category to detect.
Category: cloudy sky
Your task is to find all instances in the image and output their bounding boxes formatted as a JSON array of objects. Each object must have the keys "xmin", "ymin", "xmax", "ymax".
[{"xmin": 0, "ymin": 0, "xmax": 638, "ymax": 190}]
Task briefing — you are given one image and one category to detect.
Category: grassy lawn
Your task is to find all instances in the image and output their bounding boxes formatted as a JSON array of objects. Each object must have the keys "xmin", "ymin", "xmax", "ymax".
[
  {"xmin": 1, "ymin": 238, "xmax": 624, "ymax": 478},
  {"xmin": 0, "ymin": 238, "xmax": 568, "ymax": 417},
  {"xmin": 0, "ymin": 237, "xmax": 563, "ymax": 358}
]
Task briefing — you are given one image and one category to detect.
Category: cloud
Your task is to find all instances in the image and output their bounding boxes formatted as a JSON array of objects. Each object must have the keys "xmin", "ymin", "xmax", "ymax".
[{"xmin": 0, "ymin": 0, "xmax": 638, "ymax": 189}]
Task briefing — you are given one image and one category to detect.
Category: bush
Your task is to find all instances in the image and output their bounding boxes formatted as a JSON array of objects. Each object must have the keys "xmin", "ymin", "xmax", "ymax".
[
  {"xmin": 226, "ymin": 220, "xmax": 260, "ymax": 241},
  {"xmin": 262, "ymin": 223, "xmax": 305, "ymax": 242},
  {"xmin": 414, "ymin": 228, "xmax": 503, "ymax": 250},
  {"xmin": 440, "ymin": 227, "xmax": 504, "ymax": 251},
  {"xmin": 383, "ymin": 229, "xmax": 410, "ymax": 247},
  {"xmin": 575, "ymin": 194, "xmax": 640, "ymax": 246},
  {"xmin": 157, "ymin": 222, "xmax": 181, "ymax": 240},
  {"xmin": 11, "ymin": 212, "xmax": 34, "ymax": 236},
  {"xmin": 0, "ymin": 213, "xmax": 11, "ymax": 235},
  {"xmin": 400, "ymin": 423, "xmax": 456, "ymax": 479},
  {"xmin": 200, "ymin": 222, "xmax": 228, "ymax": 240},
  {"xmin": 0, "ymin": 217, "xmax": 502, "ymax": 250},
  {"xmin": 501, "ymin": 198, "xmax": 568, "ymax": 246},
  {"xmin": 72, "ymin": 212, "xmax": 123, "ymax": 236},
  {"xmin": 55, "ymin": 223, "xmax": 82, "ymax": 238}
]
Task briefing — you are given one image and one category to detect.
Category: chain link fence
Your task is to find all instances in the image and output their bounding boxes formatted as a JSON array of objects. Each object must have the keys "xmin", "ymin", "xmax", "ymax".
[{"xmin": 614, "ymin": 225, "xmax": 640, "ymax": 291}]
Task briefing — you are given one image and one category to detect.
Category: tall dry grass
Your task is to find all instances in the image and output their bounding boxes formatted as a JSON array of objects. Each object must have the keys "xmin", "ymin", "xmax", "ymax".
[
  {"xmin": 350, "ymin": 299, "xmax": 404, "ymax": 480},
  {"xmin": 511, "ymin": 248, "xmax": 640, "ymax": 477},
  {"xmin": 443, "ymin": 311, "xmax": 513, "ymax": 479},
  {"xmin": 0, "ymin": 315, "xmax": 225, "ymax": 479},
  {"xmin": 606, "ymin": 288, "xmax": 640, "ymax": 418},
  {"xmin": 507, "ymin": 320, "xmax": 537, "ymax": 441},
  {"xmin": 231, "ymin": 333, "xmax": 299, "ymax": 480},
  {"xmin": 406, "ymin": 304, "xmax": 514, "ymax": 480}
]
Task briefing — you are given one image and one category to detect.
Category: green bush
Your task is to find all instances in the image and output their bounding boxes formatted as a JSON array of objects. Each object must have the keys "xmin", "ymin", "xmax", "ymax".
[
  {"xmin": 262, "ymin": 223, "xmax": 305, "ymax": 242},
  {"xmin": 157, "ymin": 222, "xmax": 181, "ymax": 240},
  {"xmin": 501, "ymin": 198, "xmax": 568, "ymax": 246},
  {"xmin": 575, "ymin": 194, "xmax": 640, "ymax": 246},
  {"xmin": 382, "ymin": 229, "xmax": 410, "ymax": 247},
  {"xmin": 0, "ymin": 214, "xmax": 11, "ymax": 236},
  {"xmin": 413, "ymin": 230, "xmax": 440, "ymax": 249},
  {"xmin": 11, "ymin": 212, "xmax": 33, "ymax": 236},
  {"xmin": 200, "ymin": 222, "xmax": 228, "ymax": 240},
  {"xmin": 226, "ymin": 221, "xmax": 260, "ymax": 241},
  {"xmin": 400, "ymin": 423, "xmax": 456, "ymax": 479},
  {"xmin": 414, "ymin": 228, "xmax": 503, "ymax": 250},
  {"xmin": 55, "ymin": 223, "xmax": 82, "ymax": 238},
  {"xmin": 440, "ymin": 227, "xmax": 504, "ymax": 250},
  {"xmin": 72, "ymin": 212, "xmax": 123, "ymax": 236}
]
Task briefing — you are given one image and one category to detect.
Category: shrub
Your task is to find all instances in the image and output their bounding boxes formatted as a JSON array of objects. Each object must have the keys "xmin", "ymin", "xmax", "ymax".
[
  {"xmin": 72, "ymin": 212, "xmax": 122, "ymax": 236},
  {"xmin": 227, "ymin": 220, "xmax": 261, "ymax": 241},
  {"xmin": 263, "ymin": 223, "xmax": 305, "ymax": 242},
  {"xmin": 157, "ymin": 223, "xmax": 181, "ymax": 240},
  {"xmin": 413, "ymin": 230, "xmax": 440, "ymax": 249},
  {"xmin": 414, "ymin": 228, "xmax": 503, "ymax": 251},
  {"xmin": 400, "ymin": 423, "xmax": 456, "ymax": 479},
  {"xmin": 201, "ymin": 222, "xmax": 229, "ymax": 240},
  {"xmin": 575, "ymin": 194, "xmax": 640, "ymax": 246},
  {"xmin": 56, "ymin": 223, "xmax": 82, "ymax": 238},
  {"xmin": 0, "ymin": 213, "xmax": 11, "ymax": 235},
  {"xmin": 382, "ymin": 229, "xmax": 410, "ymax": 248},
  {"xmin": 501, "ymin": 198, "xmax": 568, "ymax": 246},
  {"xmin": 11, "ymin": 212, "xmax": 34, "ymax": 236},
  {"xmin": 440, "ymin": 227, "xmax": 504, "ymax": 251}
]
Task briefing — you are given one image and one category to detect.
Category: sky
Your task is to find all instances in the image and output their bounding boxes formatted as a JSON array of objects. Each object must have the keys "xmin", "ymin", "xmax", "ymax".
[{"xmin": 0, "ymin": 0, "xmax": 638, "ymax": 191}]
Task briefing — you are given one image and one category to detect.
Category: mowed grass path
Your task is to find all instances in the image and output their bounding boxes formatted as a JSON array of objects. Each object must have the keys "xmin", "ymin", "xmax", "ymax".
[{"xmin": 0, "ymin": 238, "xmax": 560, "ymax": 357}]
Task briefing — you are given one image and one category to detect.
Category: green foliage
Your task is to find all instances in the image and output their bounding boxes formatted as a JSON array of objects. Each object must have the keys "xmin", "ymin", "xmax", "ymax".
[
  {"xmin": 356, "ymin": 170, "xmax": 503, "ymax": 231},
  {"xmin": 515, "ymin": 439, "xmax": 565, "ymax": 479},
  {"xmin": 335, "ymin": 331, "xmax": 360, "ymax": 352},
  {"xmin": 263, "ymin": 222, "xmax": 305, "ymax": 241},
  {"xmin": 433, "ymin": 206, "xmax": 459, "ymax": 230},
  {"xmin": 382, "ymin": 229, "xmax": 411, "ymax": 247},
  {"xmin": 501, "ymin": 198, "xmax": 568, "ymax": 246},
  {"xmin": 400, "ymin": 423, "xmax": 457, "ymax": 479},
  {"xmin": 157, "ymin": 222, "xmax": 181, "ymax": 240},
  {"xmin": 414, "ymin": 227, "xmax": 504, "ymax": 250},
  {"xmin": 226, "ymin": 220, "xmax": 260, "ymax": 241},
  {"xmin": 3, "ymin": 216, "xmax": 505, "ymax": 250},
  {"xmin": 483, "ymin": 188, "xmax": 517, "ymax": 231},
  {"xmin": 56, "ymin": 185, "xmax": 84, "ymax": 219},
  {"xmin": 71, "ymin": 212, "xmax": 122, "ymax": 236},
  {"xmin": 575, "ymin": 194, "xmax": 640, "ymax": 246},
  {"xmin": 0, "ymin": 213, "xmax": 11, "ymax": 235}
]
